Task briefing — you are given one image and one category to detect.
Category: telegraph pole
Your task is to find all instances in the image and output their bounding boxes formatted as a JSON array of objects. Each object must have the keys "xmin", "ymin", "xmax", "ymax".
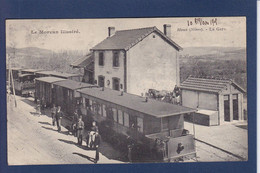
[{"xmin": 8, "ymin": 54, "xmax": 17, "ymax": 107}]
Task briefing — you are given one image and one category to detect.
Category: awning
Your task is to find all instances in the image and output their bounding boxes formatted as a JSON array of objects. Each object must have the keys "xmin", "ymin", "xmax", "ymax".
[{"xmin": 70, "ymin": 53, "xmax": 94, "ymax": 69}]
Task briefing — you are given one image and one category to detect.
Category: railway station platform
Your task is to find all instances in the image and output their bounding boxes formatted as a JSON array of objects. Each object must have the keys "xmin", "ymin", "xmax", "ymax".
[{"xmin": 184, "ymin": 121, "xmax": 248, "ymax": 161}]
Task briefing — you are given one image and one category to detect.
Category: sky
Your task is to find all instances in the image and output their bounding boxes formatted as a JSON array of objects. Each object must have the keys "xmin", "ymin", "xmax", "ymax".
[{"xmin": 6, "ymin": 17, "xmax": 246, "ymax": 52}]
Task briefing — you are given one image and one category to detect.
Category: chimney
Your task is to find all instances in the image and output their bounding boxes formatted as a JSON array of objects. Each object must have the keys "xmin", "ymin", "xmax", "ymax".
[
  {"xmin": 163, "ymin": 24, "xmax": 171, "ymax": 38},
  {"xmin": 108, "ymin": 27, "xmax": 115, "ymax": 37}
]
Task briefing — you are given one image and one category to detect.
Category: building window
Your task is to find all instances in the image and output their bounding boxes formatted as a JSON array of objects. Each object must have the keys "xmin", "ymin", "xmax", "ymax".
[
  {"xmin": 113, "ymin": 51, "xmax": 119, "ymax": 67},
  {"xmin": 112, "ymin": 78, "xmax": 120, "ymax": 91},
  {"xmin": 118, "ymin": 110, "xmax": 123, "ymax": 125},
  {"xmin": 98, "ymin": 76, "xmax": 105, "ymax": 87},
  {"xmin": 99, "ymin": 52, "xmax": 104, "ymax": 66}
]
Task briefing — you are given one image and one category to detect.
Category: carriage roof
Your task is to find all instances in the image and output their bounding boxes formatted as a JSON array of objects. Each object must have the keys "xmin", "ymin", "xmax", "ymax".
[
  {"xmin": 36, "ymin": 70, "xmax": 82, "ymax": 78},
  {"xmin": 21, "ymin": 68, "xmax": 44, "ymax": 73},
  {"xmin": 35, "ymin": 77, "xmax": 66, "ymax": 83},
  {"xmin": 78, "ymin": 87, "xmax": 196, "ymax": 118},
  {"xmin": 18, "ymin": 74, "xmax": 35, "ymax": 78},
  {"xmin": 53, "ymin": 79, "xmax": 97, "ymax": 90}
]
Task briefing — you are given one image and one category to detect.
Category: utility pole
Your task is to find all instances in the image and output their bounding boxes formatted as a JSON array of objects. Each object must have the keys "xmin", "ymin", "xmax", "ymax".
[{"xmin": 8, "ymin": 53, "xmax": 17, "ymax": 107}]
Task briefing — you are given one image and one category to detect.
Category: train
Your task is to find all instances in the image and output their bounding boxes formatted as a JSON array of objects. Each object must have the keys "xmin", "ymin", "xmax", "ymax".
[
  {"xmin": 7, "ymin": 68, "xmax": 83, "ymax": 97},
  {"xmin": 34, "ymin": 76, "xmax": 196, "ymax": 163},
  {"xmin": 7, "ymin": 67, "xmax": 197, "ymax": 162}
]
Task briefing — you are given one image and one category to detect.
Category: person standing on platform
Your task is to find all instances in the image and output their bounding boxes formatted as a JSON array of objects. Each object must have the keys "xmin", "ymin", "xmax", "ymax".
[
  {"xmin": 94, "ymin": 131, "xmax": 101, "ymax": 164},
  {"xmin": 91, "ymin": 121, "xmax": 98, "ymax": 132},
  {"xmin": 72, "ymin": 109, "xmax": 79, "ymax": 136},
  {"xmin": 51, "ymin": 104, "xmax": 57, "ymax": 126},
  {"xmin": 56, "ymin": 106, "xmax": 63, "ymax": 132},
  {"xmin": 76, "ymin": 115, "xmax": 84, "ymax": 145}
]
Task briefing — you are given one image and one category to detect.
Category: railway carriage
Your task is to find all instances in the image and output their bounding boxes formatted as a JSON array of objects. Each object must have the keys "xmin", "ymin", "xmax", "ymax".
[
  {"xmin": 52, "ymin": 80, "xmax": 97, "ymax": 115},
  {"xmin": 8, "ymin": 68, "xmax": 42, "ymax": 96},
  {"xmin": 11, "ymin": 73, "xmax": 36, "ymax": 96},
  {"xmin": 77, "ymin": 87, "xmax": 197, "ymax": 162},
  {"xmin": 35, "ymin": 77, "xmax": 66, "ymax": 107}
]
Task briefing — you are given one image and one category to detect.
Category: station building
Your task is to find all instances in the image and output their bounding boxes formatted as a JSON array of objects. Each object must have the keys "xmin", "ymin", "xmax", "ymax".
[{"xmin": 180, "ymin": 76, "xmax": 246, "ymax": 126}]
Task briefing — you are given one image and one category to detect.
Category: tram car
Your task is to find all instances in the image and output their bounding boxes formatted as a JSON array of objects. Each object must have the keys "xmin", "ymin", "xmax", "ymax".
[
  {"xmin": 50, "ymin": 79, "xmax": 97, "ymax": 115},
  {"xmin": 35, "ymin": 77, "xmax": 67, "ymax": 107},
  {"xmin": 8, "ymin": 68, "xmax": 43, "ymax": 96},
  {"xmin": 11, "ymin": 73, "xmax": 36, "ymax": 96},
  {"xmin": 77, "ymin": 87, "xmax": 197, "ymax": 162},
  {"xmin": 35, "ymin": 70, "xmax": 83, "ymax": 82}
]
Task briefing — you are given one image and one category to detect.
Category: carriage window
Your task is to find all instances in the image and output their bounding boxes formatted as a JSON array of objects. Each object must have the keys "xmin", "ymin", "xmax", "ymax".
[
  {"xmin": 102, "ymin": 105, "xmax": 107, "ymax": 117},
  {"xmin": 70, "ymin": 90, "xmax": 73, "ymax": 100},
  {"xmin": 112, "ymin": 108, "xmax": 117, "ymax": 122},
  {"xmin": 162, "ymin": 117, "xmax": 169, "ymax": 130},
  {"xmin": 99, "ymin": 52, "xmax": 104, "ymax": 66},
  {"xmin": 137, "ymin": 117, "xmax": 143, "ymax": 132},
  {"xmin": 97, "ymin": 103, "xmax": 102, "ymax": 115},
  {"xmin": 113, "ymin": 51, "xmax": 119, "ymax": 67},
  {"xmin": 89, "ymin": 99, "xmax": 93, "ymax": 111},
  {"xmin": 123, "ymin": 112, "xmax": 129, "ymax": 127},
  {"xmin": 118, "ymin": 110, "xmax": 123, "ymax": 125},
  {"xmin": 85, "ymin": 98, "xmax": 89, "ymax": 107}
]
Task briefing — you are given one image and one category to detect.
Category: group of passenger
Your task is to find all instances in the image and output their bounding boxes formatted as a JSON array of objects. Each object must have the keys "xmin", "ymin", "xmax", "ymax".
[{"xmin": 50, "ymin": 104, "xmax": 101, "ymax": 163}]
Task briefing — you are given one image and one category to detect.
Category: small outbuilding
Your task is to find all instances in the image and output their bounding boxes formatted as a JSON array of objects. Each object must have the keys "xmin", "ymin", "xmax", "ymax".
[{"xmin": 180, "ymin": 76, "xmax": 246, "ymax": 126}]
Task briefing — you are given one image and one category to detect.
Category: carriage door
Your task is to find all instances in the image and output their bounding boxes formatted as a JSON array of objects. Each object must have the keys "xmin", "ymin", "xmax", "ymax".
[
  {"xmin": 51, "ymin": 85, "xmax": 56, "ymax": 105},
  {"xmin": 233, "ymin": 94, "xmax": 239, "ymax": 120},
  {"xmin": 129, "ymin": 115, "xmax": 137, "ymax": 138},
  {"xmin": 224, "ymin": 95, "xmax": 230, "ymax": 121}
]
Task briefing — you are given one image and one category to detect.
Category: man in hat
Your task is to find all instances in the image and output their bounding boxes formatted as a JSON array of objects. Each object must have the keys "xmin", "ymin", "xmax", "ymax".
[
  {"xmin": 76, "ymin": 115, "xmax": 84, "ymax": 145},
  {"xmin": 94, "ymin": 131, "xmax": 101, "ymax": 164},
  {"xmin": 56, "ymin": 106, "xmax": 63, "ymax": 132},
  {"xmin": 51, "ymin": 104, "xmax": 57, "ymax": 126}
]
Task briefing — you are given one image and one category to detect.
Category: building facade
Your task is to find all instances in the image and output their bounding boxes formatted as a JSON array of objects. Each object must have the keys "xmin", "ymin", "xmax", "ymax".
[{"xmin": 90, "ymin": 25, "xmax": 182, "ymax": 96}]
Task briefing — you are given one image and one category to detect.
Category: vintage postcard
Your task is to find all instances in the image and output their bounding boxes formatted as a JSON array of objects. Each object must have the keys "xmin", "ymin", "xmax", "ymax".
[{"xmin": 6, "ymin": 17, "xmax": 247, "ymax": 165}]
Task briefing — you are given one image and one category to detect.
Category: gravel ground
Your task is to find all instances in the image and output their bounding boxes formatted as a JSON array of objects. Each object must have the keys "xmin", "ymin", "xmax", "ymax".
[{"xmin": 7, "ymin": 95, "xmax": 124, "ymax": 165}]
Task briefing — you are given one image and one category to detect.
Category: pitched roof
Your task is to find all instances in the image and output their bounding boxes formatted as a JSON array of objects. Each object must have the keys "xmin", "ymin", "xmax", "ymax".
[
  {"xmin": 180, "ymin": 76, "xmax": 246, "ymax": 93},
  {"xmin": 35, "ymin": 77, "xmax": 66, "ymax": 83},
  {"xmin": 77, "ymin": 87, "xmax": 195, "ymax": 118},
  {"xmin": 54, "ymin": 79, "xmax": 97, "ymax": 90},
  {"xmin": 91, "ymin": 26, "xmax": 182, "ymax": 51},
  {"xmin": 70, "ymin": 53, "xmax": 94, "ymax": 70}
]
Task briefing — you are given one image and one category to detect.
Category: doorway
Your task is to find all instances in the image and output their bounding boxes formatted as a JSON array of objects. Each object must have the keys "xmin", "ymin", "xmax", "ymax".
[
  {"xmin": 233, "ymin": 94, "xmax": 239, "ymax": 120},
  {"xmin": 224, "ymin": 95, "xmax": 230, "ymax": 121}
]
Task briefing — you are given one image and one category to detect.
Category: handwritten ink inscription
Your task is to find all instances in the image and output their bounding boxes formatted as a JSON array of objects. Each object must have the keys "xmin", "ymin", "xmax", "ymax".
[
  {"xmin": 187, "ymin": 18, "xmax": 218, "ymax": 26},
  {"xmin": 177, "ymin": 18, "xmax": 226, "ymax": 32}
]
